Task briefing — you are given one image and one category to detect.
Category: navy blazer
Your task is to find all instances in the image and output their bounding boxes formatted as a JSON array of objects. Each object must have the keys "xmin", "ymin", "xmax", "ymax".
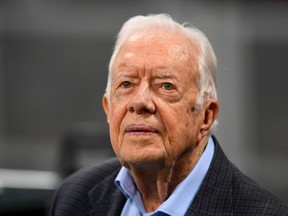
[{"xmin": 49, "ymin": 137, "xmax": 288, "ymax": 216}]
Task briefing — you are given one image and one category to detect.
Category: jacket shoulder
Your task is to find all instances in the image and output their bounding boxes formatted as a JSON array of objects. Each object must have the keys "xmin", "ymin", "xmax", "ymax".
[
  {"xmin": 63, "ymin": 157, "xmax": 121, "ymax": 185},
  {"xmin": 49, "ymin": 158, "xmax": 122, "ymax": 216},
  {"xmin": 231, "ymin": 164, "xmax": 288, "ymax": 215}
]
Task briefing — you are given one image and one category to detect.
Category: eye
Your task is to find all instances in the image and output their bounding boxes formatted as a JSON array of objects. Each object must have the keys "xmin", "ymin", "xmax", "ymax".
[
  {"xmin": 121, "ymin": 81, "xmax": 132, "ymax": 88},
  {"xmin": 162, "ymin": 82, "xmax": 175, "ymax": 90}
]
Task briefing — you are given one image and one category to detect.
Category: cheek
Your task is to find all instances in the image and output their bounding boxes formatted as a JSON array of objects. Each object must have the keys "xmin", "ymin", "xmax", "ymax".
[
  {"xmin": 162, "ymin": 104, "xmax": 193, "ymax": 132},
  {"xmin": 109, "ymin": 97, "xmax": 128, "ymax": 125},
  {"xmin": 160, "ymin": 103, "xmax": 200, "ymax": 151},
  {"xmin": 107, "ymin": 101, "xmax": 128, "ymax": 153},
  {"xmin": 158, "ymin": 105, "xmax": 189, "ymax": 144}
]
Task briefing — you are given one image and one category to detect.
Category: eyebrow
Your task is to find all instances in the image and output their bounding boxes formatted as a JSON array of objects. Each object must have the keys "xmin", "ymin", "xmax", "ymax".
[
  {"xmin": 113, "ymin": 71, "xmax": 138, "ymax": 81},
  {"xmin": 114, "ymin": 66, "xmax": 181, "ymax": 81},
  {"xmin": 154, "ymin": 72, "xmax": 179, "ymax": 80},
  {"xmin": 115, "ymin": 71, "xmax": 130, "ymax": 76}
]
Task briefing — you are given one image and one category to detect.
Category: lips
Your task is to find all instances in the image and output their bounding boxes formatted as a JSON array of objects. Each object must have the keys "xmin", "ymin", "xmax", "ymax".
[{"xmin": 126, "ymin": 124, "xmax": 158, "ymax": 134}]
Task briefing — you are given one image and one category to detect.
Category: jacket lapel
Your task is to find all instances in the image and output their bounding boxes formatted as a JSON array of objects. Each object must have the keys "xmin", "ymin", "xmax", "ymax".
[
  {"xmin": 185, "ymin": 136, "xmax": 234, "ymax": 216},
  {"xmin": 88, "ymin": 165, "xmax": 127, "ymax": 216}
]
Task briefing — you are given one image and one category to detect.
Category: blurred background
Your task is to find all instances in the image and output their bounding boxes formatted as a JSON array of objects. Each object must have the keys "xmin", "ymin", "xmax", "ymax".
[{"xmin": 0, "ymin": 0, "xmax": 288, "ymax": 215}]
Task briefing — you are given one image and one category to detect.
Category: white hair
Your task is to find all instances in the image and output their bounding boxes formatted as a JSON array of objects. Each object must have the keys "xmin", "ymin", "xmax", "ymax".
[{"xmin": 105, "ymin": 14, "xmax": 218, "ymax": 127}]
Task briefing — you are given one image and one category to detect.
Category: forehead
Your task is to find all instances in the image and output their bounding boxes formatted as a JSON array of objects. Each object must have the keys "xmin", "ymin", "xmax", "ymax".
[{"xmin": 114, "ymin": 29, "xmax": 199, "ymax": 69}]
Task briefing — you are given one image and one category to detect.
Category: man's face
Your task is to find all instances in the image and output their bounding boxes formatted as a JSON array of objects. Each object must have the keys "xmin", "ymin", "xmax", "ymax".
[{"xmin": 103, "ymin": 30, "xmax": 206, "ymax": 168}]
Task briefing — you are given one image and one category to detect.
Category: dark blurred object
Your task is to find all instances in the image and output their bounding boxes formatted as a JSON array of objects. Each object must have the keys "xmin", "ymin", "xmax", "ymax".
[
  {"xmin": 0, "ymin": 189, "xmax": 53, "ymax": 216},
  {"xmin": 59, "ymin": 122, "xmax": 115, "ymax": 178},
  {"xmin": 0, "ymin": 169, "xmax": 60, "ymax": 216},
  {"xmin": 0, "ymin": 122, "xmax": 113, "ymax": 216}
]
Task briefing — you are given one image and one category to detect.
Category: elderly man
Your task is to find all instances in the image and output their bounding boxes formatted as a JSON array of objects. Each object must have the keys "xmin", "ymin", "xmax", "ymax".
[{"xmin": 49, "ymin": 14, "xmax": 288, "ymax": 216}]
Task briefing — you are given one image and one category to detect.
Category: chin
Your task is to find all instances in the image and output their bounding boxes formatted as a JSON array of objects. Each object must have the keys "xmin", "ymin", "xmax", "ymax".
[{"xmin": 120, "ymin": 151, "xmax": 166, "ymax": 169}]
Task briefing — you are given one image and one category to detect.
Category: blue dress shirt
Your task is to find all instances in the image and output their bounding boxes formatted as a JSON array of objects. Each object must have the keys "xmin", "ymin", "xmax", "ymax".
[{"xmin": 115, "ymin": 136, "xmax": 215, "ymax": 216}]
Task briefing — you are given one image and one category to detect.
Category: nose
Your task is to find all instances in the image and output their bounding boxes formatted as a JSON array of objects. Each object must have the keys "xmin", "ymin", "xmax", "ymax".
[{"xmin": 127, "ymin": 84, "xmax": 156, "ymax": 114}]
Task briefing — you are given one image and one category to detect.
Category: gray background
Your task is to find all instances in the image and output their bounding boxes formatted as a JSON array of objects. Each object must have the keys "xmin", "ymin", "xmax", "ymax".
[{"xmin": 1, "ymin": 0, "xmax": 288, "ymax": 202}]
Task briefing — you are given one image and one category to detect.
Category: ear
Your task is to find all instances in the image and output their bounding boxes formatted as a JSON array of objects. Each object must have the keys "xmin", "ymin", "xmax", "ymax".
[
  {"xmin": 102, "ymin": 94, "xmax": 110, "ymax": 124},
  {"xmin": 199, "ymin": 99, "xmax": 219, "ymax": 139}
]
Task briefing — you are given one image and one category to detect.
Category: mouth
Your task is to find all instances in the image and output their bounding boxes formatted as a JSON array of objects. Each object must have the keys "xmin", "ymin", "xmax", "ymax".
[{"xmin": 125, "ymin": 124, "xmax": 158, "ymax": 135}]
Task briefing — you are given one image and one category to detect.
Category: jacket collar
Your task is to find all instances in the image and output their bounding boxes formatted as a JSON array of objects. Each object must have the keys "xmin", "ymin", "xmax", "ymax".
[
  {"xmin": 88, "ymin": 161, "xmax": 126, "ymax": 216},
  {"xmin": 186, "ymin": 136, "xmax": 234, "ymax": 215}
]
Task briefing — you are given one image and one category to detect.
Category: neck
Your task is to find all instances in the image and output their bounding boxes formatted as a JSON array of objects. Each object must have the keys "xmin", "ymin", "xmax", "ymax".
[{"xmin": 126, "ymin": 137, "xmax": 208, "ymax": 212}]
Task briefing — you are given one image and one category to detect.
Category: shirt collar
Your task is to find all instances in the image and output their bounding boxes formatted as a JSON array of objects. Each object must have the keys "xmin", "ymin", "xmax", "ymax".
[{"xmin": 115, "ymin": 136, "xmax": 215, "ymax": 216}]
